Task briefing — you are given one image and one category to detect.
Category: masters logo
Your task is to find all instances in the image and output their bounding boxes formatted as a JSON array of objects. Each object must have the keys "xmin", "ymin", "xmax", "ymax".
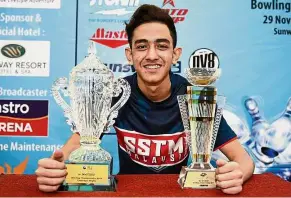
[
  {"xmin": 91, "ymin": 28, "xmax": 128, "ymax": 48},
  {"xmin": 1, "ymin": 44, "xmax": 26, "ymax": 58}
]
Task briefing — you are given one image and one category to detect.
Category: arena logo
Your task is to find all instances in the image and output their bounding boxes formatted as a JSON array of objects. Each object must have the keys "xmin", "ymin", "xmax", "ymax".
[
  {"xmin": 89, "ymin": 0, "xmax": 140, "ymax": 16},
  {"xmin": 1, "ymin": 44, "xmax": 26, "ymax": 58},
  {"xmin": 0, "ymin": 156, "xmax": 28, "ymax": 174},
  {"xmin": 162, "ymin": 0, "xmax": 189, "ymax": 23},
  {"xmin": 91, "ymin": 28, "xmax": 128, "ymax": 48},
  {"xmin": 0, "ymin": 100, "xmax": 48, "ymax": 137}
]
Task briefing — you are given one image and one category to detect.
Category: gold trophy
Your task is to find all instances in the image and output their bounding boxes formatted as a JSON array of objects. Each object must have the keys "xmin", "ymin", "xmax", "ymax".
[{"xmin": 177, "ymin": 48, "xmax": 225, "ymax": 188}]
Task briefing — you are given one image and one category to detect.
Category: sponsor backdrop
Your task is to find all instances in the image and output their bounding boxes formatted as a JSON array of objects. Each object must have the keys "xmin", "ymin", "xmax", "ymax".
[{"xmin": 0, "ymin": 0, "xmax": 290, "ymax": 183}]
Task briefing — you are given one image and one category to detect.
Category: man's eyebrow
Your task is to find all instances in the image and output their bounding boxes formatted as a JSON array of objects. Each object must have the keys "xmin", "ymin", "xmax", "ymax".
[
  {"xmin": 134, "ymin": 38, "xmax": 171, "ymax": 45},
  {"xmin": 155, "ymin": 39, "xmax": 170, "ymax": 43},
  {"xmin": 134, "ymin": 39, "xmax": 148, "ymax": 45}
]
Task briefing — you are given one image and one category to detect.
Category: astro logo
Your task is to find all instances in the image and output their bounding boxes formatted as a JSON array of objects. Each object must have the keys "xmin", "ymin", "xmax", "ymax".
[
  {"xmin": 0, "ymin": 157, "xmax": 29, "ymax": 174},
  {"xmin": 1, "ymin": 44, "xmax": 25, "ymax": 58},
  {"xmin": 162, "ymin": 0, "xmax": 189, "ymax": 23},
  {"xmin": 0, "ymin": 100, "xmax": 48, "ymax": 137},
  {"xmin": 91, "ymin": 28, "xmax": 128, "ymax": 48}
]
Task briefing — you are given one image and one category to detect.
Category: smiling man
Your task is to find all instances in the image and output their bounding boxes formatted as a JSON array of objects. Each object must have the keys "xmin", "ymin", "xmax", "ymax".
[{"xmin": 35, "ymin": 4, "xmax": 254, "ymax": 194}]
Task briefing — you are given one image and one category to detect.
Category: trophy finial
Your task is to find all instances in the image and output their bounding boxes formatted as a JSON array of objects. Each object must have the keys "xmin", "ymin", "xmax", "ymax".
[
  {"xmin": 187, "ymin": 48, "xmax": 220, "ymax": 86},
  {"xmin": 88, "ymin": 40, "xmax": 97, "ymax": 55}
]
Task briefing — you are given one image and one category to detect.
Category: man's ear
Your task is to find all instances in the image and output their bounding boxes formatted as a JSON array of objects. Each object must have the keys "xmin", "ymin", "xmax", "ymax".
[
  {"xmin": 172, "ymin": 47, "xmax": 182, "ymax": 64},
  {"xmin": 125, "ymin": 47, "xmax": 133, "ymax": 65}
]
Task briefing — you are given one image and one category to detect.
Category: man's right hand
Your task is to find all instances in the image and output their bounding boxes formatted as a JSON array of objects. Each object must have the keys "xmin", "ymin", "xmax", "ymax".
[{"xmin": 35, "ymin": 150, "xmax": 67, "ymax": 192}]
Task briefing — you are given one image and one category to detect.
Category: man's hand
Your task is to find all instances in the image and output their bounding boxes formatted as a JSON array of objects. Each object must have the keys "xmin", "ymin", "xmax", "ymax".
[
  {"xmin": 35, "ymin": 150, "xmax": 67, "ymax": 192},
  {"xmin": 215, "ymin": 159, "xmax": 244, "ymax": 194}
]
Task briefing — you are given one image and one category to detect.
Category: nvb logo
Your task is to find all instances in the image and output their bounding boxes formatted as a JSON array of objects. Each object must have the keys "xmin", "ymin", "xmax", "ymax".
[{"xmin": 0, "ymin": 100, "xmax": 48, "ymax": 136}]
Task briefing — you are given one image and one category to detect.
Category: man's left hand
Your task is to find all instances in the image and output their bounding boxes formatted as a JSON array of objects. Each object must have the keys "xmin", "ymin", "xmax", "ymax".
[{"xmin": 215, "ymin": 159, "xmax": 244, "ymax": 194}]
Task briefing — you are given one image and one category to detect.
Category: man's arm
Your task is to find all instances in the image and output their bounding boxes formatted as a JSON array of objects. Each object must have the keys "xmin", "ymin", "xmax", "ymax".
[
  {"xmin": 215, "ymin": 139, "xmax": 255, "ymax": 194},
  {"xmin": 58, "ymin": 133, "xmax": 81, "ymax": 160},
  {"xmin": 37, "ymin": 133, "xmax": 81, "ymax": 192},
  {"xmin": 220, "ymin": 139, "xmax": 255, "ymax": 182}
]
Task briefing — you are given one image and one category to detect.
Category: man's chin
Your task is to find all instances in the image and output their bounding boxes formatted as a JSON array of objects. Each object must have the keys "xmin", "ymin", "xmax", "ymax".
[{"xmin": 143, "ymin": 78, "xmax": 164, "ymax": 86}]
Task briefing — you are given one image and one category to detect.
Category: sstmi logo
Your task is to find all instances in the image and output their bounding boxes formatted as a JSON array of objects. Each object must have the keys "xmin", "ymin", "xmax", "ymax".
[
  {"xmin": 91, "ymin": 28, "xmax": 128, "ymax": 48},
  {"xmin": 0, "ymin": 100, "xmax": 48, "ymax": 137}
]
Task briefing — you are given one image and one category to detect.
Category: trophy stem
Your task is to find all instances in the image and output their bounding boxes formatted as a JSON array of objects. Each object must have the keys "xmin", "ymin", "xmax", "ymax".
[
  {"xmin": 80, "ymin": 135, "xmax": 100, "ymax": 145},
  {"xmin": 68, "ymin": 142, "xmax": 112, "ymax": 163}
]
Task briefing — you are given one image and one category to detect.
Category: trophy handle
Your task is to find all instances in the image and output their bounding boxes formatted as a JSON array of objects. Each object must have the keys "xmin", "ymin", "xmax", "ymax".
[
  {"xmin": 103, "ymin": 78, "xmax": 131, "ymax": 132},
  {"xmin": 51, "ymin": 77, "xmax": 76, "ymax": 132}
]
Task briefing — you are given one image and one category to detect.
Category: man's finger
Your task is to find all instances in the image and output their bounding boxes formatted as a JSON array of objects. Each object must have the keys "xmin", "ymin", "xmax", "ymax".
[
  {"xmin": 216, "ymin": 159, "xmax": 227, "ymax": 167},
  {"xmin": 38, "ymin": 184, "xmax": 60, "ymax": 193},
  {"xmin": 52, "ymin": 150, "xmax": 64, "ymax": 162},
  {"xmin": 35, "ymin": 167, "xmax": 67, "ymax": 178},
  {"xmin": 37, "ymin": 176, "xmax": 66, "ymax": 186},
  {"xmin": 216, "ymin": 170, "xmax": 243, "ymax": 181},
  {"xmin": 221, "ymin": 186, "xmax": 243, "ymax": 195},
  {"xmin": 216, "ymin": 161, "xmax": 239, "ymax": 174},
  {"xmin": 38, "ymin": 158, "xmax": 66, "ymax": 170},
  {"xmin": 216, "ymin": 179, "xmax": 243, "ymax": 189}
]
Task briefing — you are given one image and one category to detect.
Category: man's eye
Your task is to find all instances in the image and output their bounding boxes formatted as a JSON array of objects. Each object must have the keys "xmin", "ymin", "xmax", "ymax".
[
  {"xmin": 136, "ymin": 45, "xmax": 147, "ymax": 50},
  {"xmin": 157, "ymin": 44, "xmax": 169, "ymax": 50}
]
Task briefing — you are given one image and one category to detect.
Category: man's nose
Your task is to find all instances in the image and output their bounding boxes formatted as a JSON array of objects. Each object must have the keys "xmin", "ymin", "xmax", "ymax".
[{"xmin": 145, "ymin": 46, "xmax": 159, "ymax": 60}]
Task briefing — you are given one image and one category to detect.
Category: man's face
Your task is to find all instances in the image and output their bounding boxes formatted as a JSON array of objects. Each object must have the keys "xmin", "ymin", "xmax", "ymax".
[{"xmin": 125, "ymin": 22, "xmax": 181, "ymax": 86}]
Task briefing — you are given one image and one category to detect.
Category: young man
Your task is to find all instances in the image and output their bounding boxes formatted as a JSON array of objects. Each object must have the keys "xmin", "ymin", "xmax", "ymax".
[{"xmin": 36, "ymin": 4, "xmax": 254, "ymax": 194}]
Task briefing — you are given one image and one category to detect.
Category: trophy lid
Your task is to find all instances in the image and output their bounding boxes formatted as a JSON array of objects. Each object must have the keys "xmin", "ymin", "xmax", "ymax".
[{"xmin": 70, "ymin": 41, "xmax": 113, "ymax": 78}]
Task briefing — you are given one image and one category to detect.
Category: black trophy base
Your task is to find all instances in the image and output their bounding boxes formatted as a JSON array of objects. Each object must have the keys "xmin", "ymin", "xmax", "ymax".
[{"xmin": 58, "ymin": 176, "xmax": 117, "ymax": 192}]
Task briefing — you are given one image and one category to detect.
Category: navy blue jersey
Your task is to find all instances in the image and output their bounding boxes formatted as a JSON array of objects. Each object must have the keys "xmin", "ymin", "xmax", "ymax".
[{"xmin": 113, "ymin": 72, "xmax": 237, "ymax": 174}]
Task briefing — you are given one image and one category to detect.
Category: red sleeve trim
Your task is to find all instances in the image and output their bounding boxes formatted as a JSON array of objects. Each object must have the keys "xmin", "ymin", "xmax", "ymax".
[
  {"xmin": 75, "ymin": 132, "xmax": 80, "ymax": 135},
  {"xmin": 213, "ymin": 137, "xmax": 238, "ymax": 151}
]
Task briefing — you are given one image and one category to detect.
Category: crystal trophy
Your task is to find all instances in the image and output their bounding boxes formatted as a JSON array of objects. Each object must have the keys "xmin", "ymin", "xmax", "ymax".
[
  {"xmin": 177, "ymin": 49, "xmax": 225, "ymax": 189},
  {"xmin": 51, "ymin": 41, "xmax": 131, "ymax": 191}
]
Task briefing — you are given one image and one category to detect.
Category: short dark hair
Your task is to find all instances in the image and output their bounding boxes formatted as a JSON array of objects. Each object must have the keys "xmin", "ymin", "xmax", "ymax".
[{"xmin": 125, "ymin": 4, "xmax": 177, "ymax": 48}]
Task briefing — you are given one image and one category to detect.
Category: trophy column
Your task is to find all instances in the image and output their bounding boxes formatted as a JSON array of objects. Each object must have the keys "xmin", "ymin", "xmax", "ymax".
[{"xmin": 178, "ymin": 48, "xmax": 225, "ymax": 189}]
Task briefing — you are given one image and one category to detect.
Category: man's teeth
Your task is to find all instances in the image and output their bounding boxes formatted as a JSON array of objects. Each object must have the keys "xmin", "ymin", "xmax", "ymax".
[{"xmin": 144, "ymin": 65, "xmax": 161, "ymax": 69}]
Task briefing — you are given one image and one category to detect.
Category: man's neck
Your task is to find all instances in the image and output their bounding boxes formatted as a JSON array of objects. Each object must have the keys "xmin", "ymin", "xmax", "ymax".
[{"xmin": 137, "ymin": 75, "xmax": 171, "ymax": 102}]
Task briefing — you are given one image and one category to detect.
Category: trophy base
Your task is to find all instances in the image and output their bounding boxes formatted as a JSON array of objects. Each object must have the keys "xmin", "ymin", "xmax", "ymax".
[
  {"xmin": 59, "ymin": 160, "xmax": 116, "ymax": 192},
  {"xmin": 58, "ymin": 176, "xmax": 116, "ymax": 192},
  {"xmin": 178, "ymin": 163, "xmax": 216, "ymax": 189}
]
